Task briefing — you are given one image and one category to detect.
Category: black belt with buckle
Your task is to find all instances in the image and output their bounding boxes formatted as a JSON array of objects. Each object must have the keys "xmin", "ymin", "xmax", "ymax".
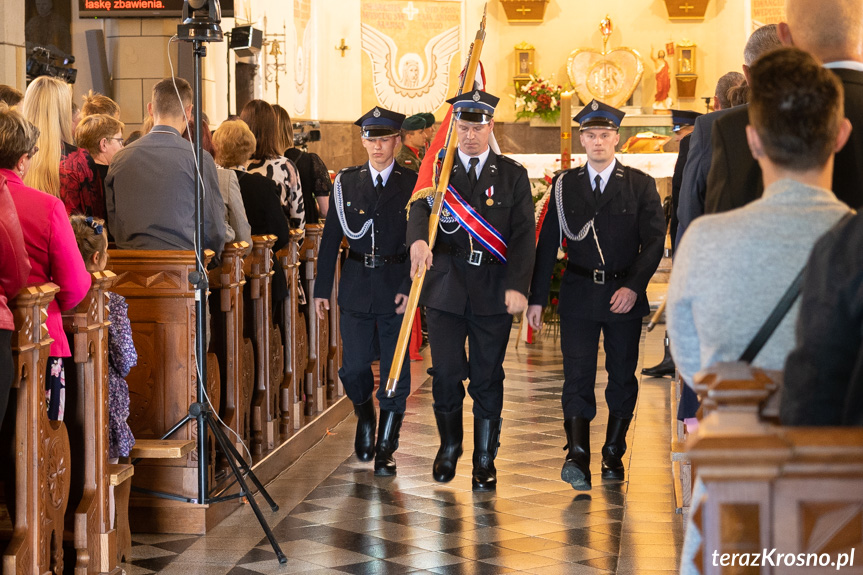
[
  {"xmin": 434, "ymin": 242, "xmax": 502, "ymax": 266},
  {"xmin": 346, "ymin": 249, "xmax": 407, "ymax": 268},
  {"xmin": 567, "ymin": 263, "xmax": 627, "ymax": 285}
]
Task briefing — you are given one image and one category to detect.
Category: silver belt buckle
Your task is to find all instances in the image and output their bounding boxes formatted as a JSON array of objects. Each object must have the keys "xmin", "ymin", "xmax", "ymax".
[
  {"xmin": 364, "ymin": 253, "xmax": 376, "ymax": 268},
  {"xmin": 468, "ymin": 250, "xmax": 483, "ymax": 266},
  {"xmin": 593, "ymin": 269, "xmax": 605, "ymax": 285}
]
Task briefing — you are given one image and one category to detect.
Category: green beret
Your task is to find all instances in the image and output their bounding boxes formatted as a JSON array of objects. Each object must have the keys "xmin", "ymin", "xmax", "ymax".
[
  {"xmin": 402, "ymin": 114, "xmax": 426, "ymax": 131},
  {"xmin": 420, "ymin": 112, "xmax": 436, "ymax": 128}
]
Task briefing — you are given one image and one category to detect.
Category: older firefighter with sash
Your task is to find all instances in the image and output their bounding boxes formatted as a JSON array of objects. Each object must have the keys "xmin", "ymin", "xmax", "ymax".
[
  {"xmin": 407, "ymin": 90, "xmax": 536, "ymax": 491},
  {"xmin": 526, "ymin": 100, "xmax": 665, "ymax": 490},
  {"xmin": 313, "ymin": 106, "xmax": 417, "ymax": 476}
]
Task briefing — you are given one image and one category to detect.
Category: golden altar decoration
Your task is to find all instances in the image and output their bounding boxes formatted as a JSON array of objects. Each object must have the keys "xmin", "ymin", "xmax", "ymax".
[
  {"xmin": 675, "ymin": 40, "xmax": 698, "ymax": 99},
  {"xmin": 567, "ymin": 16, "xmax": 644, "ymax": 109},
  {"xmin": 499, "ymin": 0, "xmax": 550, "ymax": 23},
  {"xmin": 663, "ymin": 0, "xmax": 710, "ymax": 19},
  {"xmin": 513, "ymin": 42, "xmax": 535, "ymax": 92}
]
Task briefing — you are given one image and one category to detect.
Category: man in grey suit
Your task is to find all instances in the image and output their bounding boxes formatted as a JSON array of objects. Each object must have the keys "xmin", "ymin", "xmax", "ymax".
[
  {"xmin": 675, "ymin": 25, "xmax": 781, "ymax": 246},
  {"xmin": 705, "ymin": 0, "xmax": 863, "ymax": 213}
]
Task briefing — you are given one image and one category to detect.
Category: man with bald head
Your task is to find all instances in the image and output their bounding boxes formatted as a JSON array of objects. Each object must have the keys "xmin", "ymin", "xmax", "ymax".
[{"xmin": 705, "ymin": 0, "xmax": 863, "ymax": 212}]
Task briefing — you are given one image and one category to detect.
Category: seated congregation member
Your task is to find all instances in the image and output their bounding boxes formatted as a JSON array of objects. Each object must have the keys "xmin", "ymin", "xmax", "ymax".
[
  {"xmin": 408, "ymin": 91, "xmax": 535, "ymax": 491},
  {"xmin": 240, "ymin": 100, "xmax": 305, "ymax": 229},
  {"xmin": 274, "ymin": 104, "xmax": 332, "ymax": 222},
  {"xmin": 80, "ymin": 90, "xmax": 121, "ymax": 120},
  {"xmin": 212, "ymin": 120, "xmax": 292, "ymax": 301},
  {"xmin": 526, "ymin": 100, "xmax": 665, "ymax": 491},
  {"xmin": 0, "ymin": 85, "xmax": 23, "ymax": 108},
  {"xmin": 313, "ymin": 107, "xmax": 416, "ymax": 476},
  {"xmin": 22, "ymin": 76, "xmax": 102, "ymax": 219},
  {"xmin": 0, "ymin": 169, "xmax": 31, "ymax": 431},
  {"xmin": 0, "ymin": 103, "xmax": 91, "ymax": 421},
  {"xmin": 105, "ymin": 78, "xmax": 227, "ymax": 258},
  {"xmin": 185, "ymin": 118, "xmax": 252, "ymax": 247},
  {"xmin": 74, "ymin": 113, "xmax": 124, "ymax": 228},
  {"xmin": 667, "ymin": 48, "xmax": 852, "ymax": 411}
]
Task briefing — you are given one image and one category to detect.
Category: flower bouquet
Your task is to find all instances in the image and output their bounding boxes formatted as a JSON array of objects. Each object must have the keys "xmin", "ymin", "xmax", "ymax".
[{"xmin": 514, "ymin": 75, "xmax": 563, "ymax": 123}]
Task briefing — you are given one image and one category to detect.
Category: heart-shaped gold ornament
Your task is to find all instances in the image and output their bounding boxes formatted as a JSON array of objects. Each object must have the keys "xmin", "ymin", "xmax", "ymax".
[{"xmin": 567, "ymin": 47, "xmax": 644, "ymax": 109}]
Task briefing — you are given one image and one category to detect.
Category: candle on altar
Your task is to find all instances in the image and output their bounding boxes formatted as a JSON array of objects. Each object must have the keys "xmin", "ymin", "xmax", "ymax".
[{"xmin": 560, "ymin": 90, "xmax": 573, "ymax": 170}]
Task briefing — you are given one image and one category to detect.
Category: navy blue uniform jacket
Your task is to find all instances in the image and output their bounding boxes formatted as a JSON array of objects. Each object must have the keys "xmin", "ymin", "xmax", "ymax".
[
  {"xmin": 529, "ymin": 160, "xmax": 665, "ymax": 322},
  {"xmin": 406, "ymin": 151, "xmax": 536, "ymax": 317},
  {"xmin": 313, "ymin": 162, "xmax": 417, "ymax": 314}
]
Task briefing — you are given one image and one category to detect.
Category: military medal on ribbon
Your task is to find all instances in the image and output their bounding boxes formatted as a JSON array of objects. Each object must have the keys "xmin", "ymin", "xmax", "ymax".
[{"xmin": 485, "ymin": 185, "xmax": 495, "ymax": 206}]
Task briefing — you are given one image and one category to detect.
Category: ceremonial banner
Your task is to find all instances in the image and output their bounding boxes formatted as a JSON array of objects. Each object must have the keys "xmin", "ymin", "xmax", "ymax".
[
  {"xmin": 360, "ymin": 0, "xmax": 462, "ymax": 117},
  {"xmin": 751, "ymin": 0, "xmax": 785, "ymax": 27},
  {"xmin": 291, "ymin": 0, "xmax": 313, "ymax": 116}
]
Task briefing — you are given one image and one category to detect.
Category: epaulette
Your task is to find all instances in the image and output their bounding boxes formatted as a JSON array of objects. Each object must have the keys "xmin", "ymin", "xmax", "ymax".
[
  {"xmin": 497, "ymin": 155, "xmax": 523, "ymax": 168},
  {"xmin": 338, "ymin": 164, "xmax": 364, "ymax": 175},
  {"xmin": 405, "ymin": 186, "xmax": 436, "ymax": 221},
  {"xmin": 625, "ymin": 165, "xmax": 651, "ymax": 179}
]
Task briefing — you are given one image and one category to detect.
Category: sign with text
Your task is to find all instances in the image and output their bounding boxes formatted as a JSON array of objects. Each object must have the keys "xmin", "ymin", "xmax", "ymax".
[
  {"xmin": 751, "ymin": 0, "xmax": 784, "ymax": 27},
  {"xmin": 79, "ymin": 0, "xmax": 234, "ymax": 19}
]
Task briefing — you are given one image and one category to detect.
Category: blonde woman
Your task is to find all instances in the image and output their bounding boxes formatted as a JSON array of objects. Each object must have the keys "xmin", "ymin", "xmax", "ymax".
[
  {"xmin": 74, "ymin": 114, "xmax": 125, "ymax": 221},
  {"xmin": 22, "ymin": 76, "xmax": 102, "ymax": 218},
  {"xmin": 80, "ymin": 89, "xmax": 121, "ymax": 120}
]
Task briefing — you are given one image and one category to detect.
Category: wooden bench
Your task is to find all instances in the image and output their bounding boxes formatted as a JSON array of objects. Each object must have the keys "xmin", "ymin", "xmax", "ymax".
[
  {"xmin": 109, "ymin": 249, "xmax": 221, "ymax": 534},
  {"xmin": 276, "ymin": 230, "xmax": 308, "ymax": 432},
  {"xmin": 244, "ymin": 235, "xmax": 284, "ymax": 453},
  {"xmin": 299, "ymin": 224, "xmax": 327, "ymax": 416},
  {"xmin": 4, "ymin": 283, "xmax": 71, "ymax": 575},
  {"xmin": 685, "ymin": 362, "xmax": 863, "ymax": 574},
  {"xmin": 208, "ymin": 242, "xmax": 255, "ymax": 453},
  {"xmin": 326, "ymin": 239, "xmax": 345, "ymax": 401},
  {"xmin": 62, "ymin": 270, "xmax": 126, "ymax": 574}
]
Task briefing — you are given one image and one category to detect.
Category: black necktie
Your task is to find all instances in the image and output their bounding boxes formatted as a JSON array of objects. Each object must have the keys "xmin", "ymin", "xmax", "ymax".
[
  {"xmin": 375, "ymin": 174, "xmax": 384, "ymax": 195},
  {"xmin": 468, "ymin": 157, "xmax": 479, "ymax": 189},
  {"xmin": 593, "ymin": 174, "xmax": 602, "ymax": 204}
]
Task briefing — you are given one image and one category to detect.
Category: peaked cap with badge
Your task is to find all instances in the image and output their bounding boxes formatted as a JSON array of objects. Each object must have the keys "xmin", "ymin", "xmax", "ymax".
[
  {"xmin": 355, "ymin": 106, "xmax": 406, "ymax": 138},
  {"xmin": 447, "ymin": 90, "xmax": 500, "ymax": 124},
  {"xmin": 575, "ymin": 99, "xmax": 626, "ymax": 131},
  {"xmin": 670, "ymin": 109, "xmax": 702, "ymax": 132}
]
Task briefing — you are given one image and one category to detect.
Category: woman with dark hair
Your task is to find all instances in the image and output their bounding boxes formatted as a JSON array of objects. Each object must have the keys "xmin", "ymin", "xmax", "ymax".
[
  {"xmin": 0, "ymin": 103, "xmax": 91, "ymax": 421},
  {"xmin": 240, "ymin": 100, "xmax": 305, "ymax": 229},
  {"xmin": 273, "ymin": 104, "xmax": 331, "ymax": 222}
]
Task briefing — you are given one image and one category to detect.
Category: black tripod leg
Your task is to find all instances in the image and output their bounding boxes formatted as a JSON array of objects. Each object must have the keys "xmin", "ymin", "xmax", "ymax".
[
  {"xmin": 206, "ymin": 417, "xmax": 287, "ymax": 564},
  {"xmin": 209, "ymin": 420, "xmax": 280, "ymax": 511}
]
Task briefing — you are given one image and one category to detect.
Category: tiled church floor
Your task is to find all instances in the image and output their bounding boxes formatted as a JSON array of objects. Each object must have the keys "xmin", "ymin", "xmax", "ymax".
[{"xmin": 122, "ymin": 323, "xmax": 684, "ymax": 574}]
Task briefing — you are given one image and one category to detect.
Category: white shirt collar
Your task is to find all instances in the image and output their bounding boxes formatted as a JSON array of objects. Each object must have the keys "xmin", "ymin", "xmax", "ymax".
[
  {"xmin": 369, "ymin": 160, "xmax": 396, "ymax": 187},
  {"xmin": 586, "ymin": 160, "xmax": 617, "ymax": 193},
  {"xmin": 457, "ymin": 146, "xmax": 491, "ymax": 180},
  {"xmin": 824, "ymin": 60, "xmax": 863, "ymax": 72}
]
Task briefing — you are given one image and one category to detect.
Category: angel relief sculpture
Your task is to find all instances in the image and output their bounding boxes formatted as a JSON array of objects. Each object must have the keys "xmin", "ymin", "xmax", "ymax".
[{"xmin": 361, "ymin": 23, "xmax": 460, "ymax": 116}]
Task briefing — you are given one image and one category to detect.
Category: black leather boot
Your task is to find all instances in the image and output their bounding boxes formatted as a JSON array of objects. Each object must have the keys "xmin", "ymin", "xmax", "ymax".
[
  {"xmin": 601, "ymin": 415, "xmax": 632, "ymax": 480},
  {"xmin": 432, "ymin": 408, "xmax": 463, "ymax": 482},
  {"xmin": 374, "ymin": 410, "xmax": 403, "ymax": 477},
  {"xmin": 471, "ymin": 418, "xmax": 501, "ymax": 492},
  {"xmin": 562, "ymin": 417, "xmax": 592, "ymax": 490},
  {"xmin": 353, "ymin": 397, "xmax": 376, "ymax": 462},
  {"xmin": 641, "ymin": 332, "xmax": 676, "ymax": 377}
]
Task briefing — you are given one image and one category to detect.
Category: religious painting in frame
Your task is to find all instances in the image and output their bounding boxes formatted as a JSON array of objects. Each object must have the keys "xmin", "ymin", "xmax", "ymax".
[
  {"xmin": 25, "ymin": 0, "xmax": 73, "ymax": 63},
  {"xmin": 360, "ymin": 0, "xmax": 462, "ymax": 117},
  {"xmin": 291, "ymin": 0, "xmax": 313, "ymax": 116}
]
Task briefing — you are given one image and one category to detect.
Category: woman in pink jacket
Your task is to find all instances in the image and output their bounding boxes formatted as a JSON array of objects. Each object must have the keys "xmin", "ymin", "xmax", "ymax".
[
  {"xmin": 0, "ymin": 171, "xmax": 30, "ymax": 430},
  {"xmin": 0, "ymin": 103, "xmax": 90, "ymax": 421}
]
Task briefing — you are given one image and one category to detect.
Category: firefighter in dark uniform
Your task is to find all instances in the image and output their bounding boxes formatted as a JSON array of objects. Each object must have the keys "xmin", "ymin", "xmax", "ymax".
[
  {"xmin": 407, "ymin": 90, "xmax": 536, "ymax": 491},
  {"xmin": 396, "ymin": 114, "xmax": 426, "ymax": 173},
  {"xmin": 313, "ymin": 106, "xmax": 418, "ymax": 476},
  {"xmin": 526, "ymin": 100, "xmax": 665, "ymax": 490}
]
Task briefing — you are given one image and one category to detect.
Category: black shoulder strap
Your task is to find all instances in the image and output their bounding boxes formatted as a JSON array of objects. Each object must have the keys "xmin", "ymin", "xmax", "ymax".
[{"xmin": 739, "ymin": 211, "xmax": 854, "ymax": 363}]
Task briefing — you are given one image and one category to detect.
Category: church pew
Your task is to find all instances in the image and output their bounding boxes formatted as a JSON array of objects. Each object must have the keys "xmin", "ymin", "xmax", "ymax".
[
  {"xmin": 4, "ymin": 283, "xmax": 71, "ymax": 575},
  {"xmin": 300, "ymin": 224, "xmax": 327, "ymax": 415},
  {"xmin": 326, "ymin": 239, "xmax": 345, "ymax": 401},
  {"xmin": 208, "ymin": 242, "xmax": 254, "ymax": 453},
  {"xmin": 276, "ymin": 230, "xmax": 308, "ymax": 432},
  {"xmin": 62, "ymin": 270, "xmax": 123, "ymax": 574},
  {"xmin": 243, "ymin": 235, "xmax": 284, "ymax": 453},
  {"xmin": 686, "ymin": 363, "xmax": 863, "ymax": 574},
  {"xmin": 108, "ymin": 249, "xmax": 221, "ymax": 534}
]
